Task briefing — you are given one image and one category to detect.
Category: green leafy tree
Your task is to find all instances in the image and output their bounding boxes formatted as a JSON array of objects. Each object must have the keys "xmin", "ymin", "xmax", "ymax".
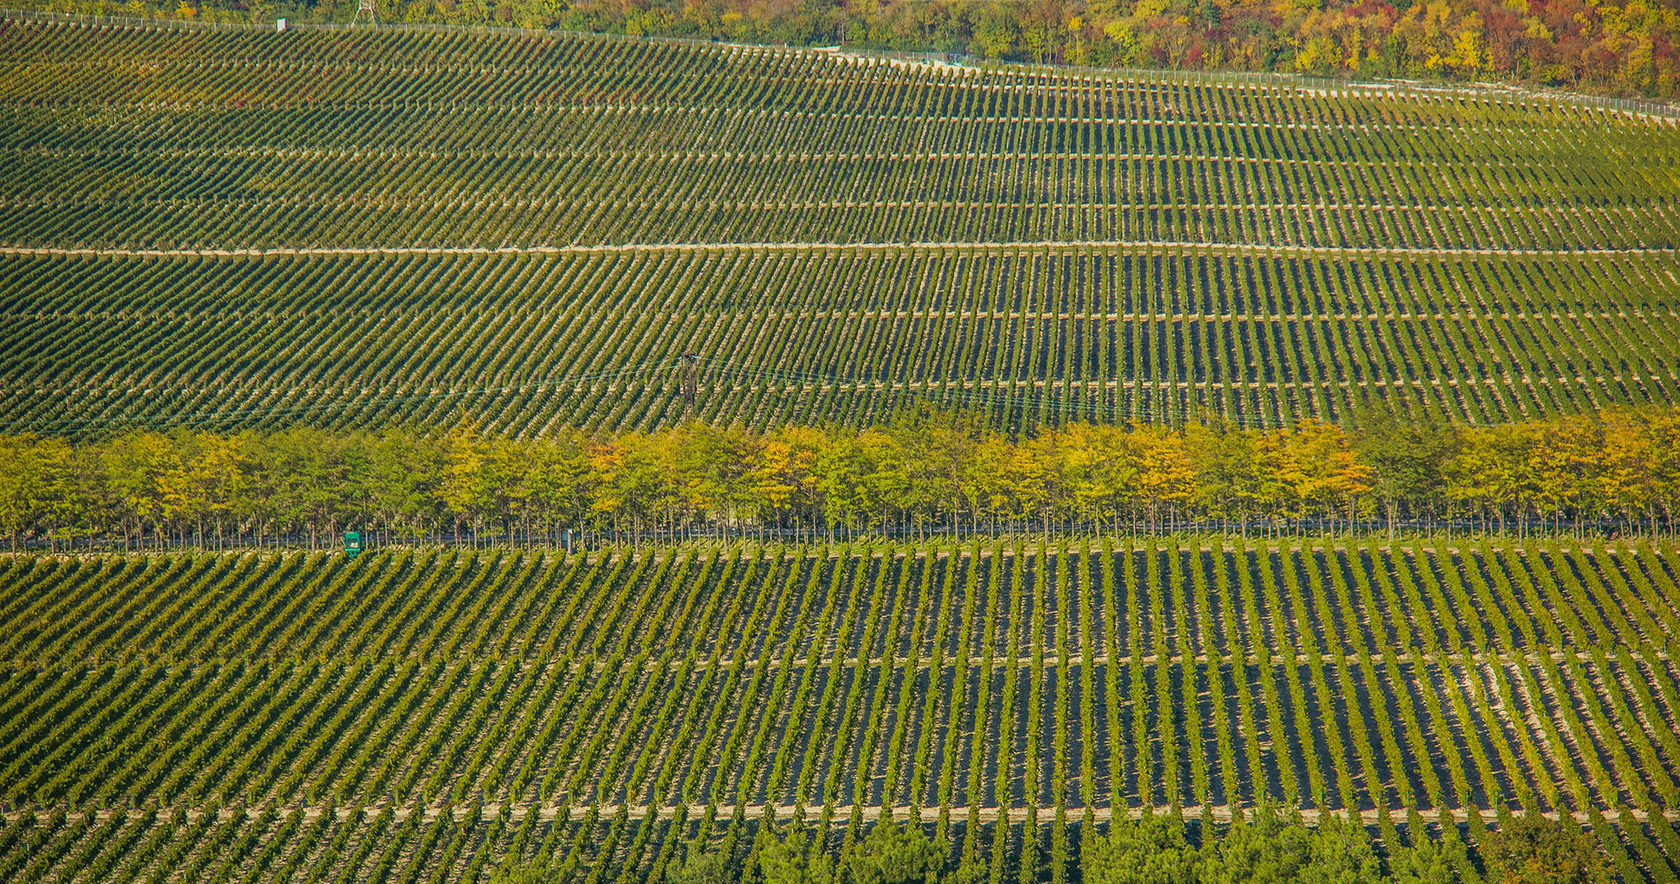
[
  {"xmin": 1479, "ymin": 815, "xmax": 1610, "ymax": 884},
  {"xmin": 589, "ymin": 431, "xmax": 676, "ymax": 546},
  {"xmin": 669, "ymin": 840, "xmax": 735, "ymax": 884},
  {"xmin": 168, "ymin": 430, "xmax": 251, "ymax": 548},
  {"xmin": 1130, "ymin": 426, "xmax": 1196, "ymax": 532},
  {"xmin": 957, "ymin": 434, "xmax": 1014, "ymax": 535},
  {"xmin": 442, "ymin": 420, "xmax": 490, "ymax": 541},
  {"xmin": 1349, "ymin": 398, "xmax": 1459, "ymax": 539},
  {"xmin": 760, "ymin": 824, "xmax": 836, "ymax": 884},
  {"xmin": 1388, "ymin": 830, "xmax": 1482, "ymax": 884},
  {"xmin": 364, "ymin": 428, "xmax": 446, "ymax": 543},
  {"xmin": 670, "ymin": 422, "xmax": 750, "ymax": 537},
  {"xmin": 1444, "ymin": 425, "xmax": 1513, "ymax": 533},
  {"xmin": 1009, "ymin": 431, "xmax": 1064, "ymax": 534},
  {"xmin": 490, "ymin": 861, "xmax": 562, "ymax": 884},
  {"xmin": 856, "ymin": 429, "xmax": 911, "ymax": 536},
  {"xmin": 1198, "ymin": 805, "xmax": 1313, "ymax": 884},
  {"xmin": 1298, "ymin": 814, "xmax": 1382, "ymax": 884},
  {"xmin": 525, "ymin": 430, "xmax": 592, "ymax": 540},
  {"xmin": 841, "ymin": 821, "xmax": 945, "ymax": 884},
  {"xmin": 94, "ymin": 429, "xmax": 177, "ymax": 548},
  {"xmin": 256, "ymin": 426, "xmax": 355, "ymax": 548},
  {"xmin": 1082, "ymin": 813, "xmax": 1198, "ymax": 884},
  {"xmin": 970, "ymin": 6, "xmax": 1017, "ymax": 58},
  {"xmin": 1046, "ymin": 422, "xmax": 1137, "ymax": 536},
  {"xmin": 887, "ymin": 405, "xmax": 977, "ymax": 538},
  {"xmin": 1185, "ymin": 419, "xmax": 1265, "ymax": 534},
  {"xmin": 0, "ymin": 434, "xmax": 80, "ymax": 550},
  {"xmin": 814, "ymin": 433, "xmax": 873, "ymax": 539}
]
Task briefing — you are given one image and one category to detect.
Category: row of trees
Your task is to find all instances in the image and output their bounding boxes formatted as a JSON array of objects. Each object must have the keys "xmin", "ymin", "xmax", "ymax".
[
  {"xmin": 4, "ymin": 404, "xmax": 1680, "ymax": 550},
  {"xmin": 617, "ymin": 808, "xmax": 1603, "ymax": 884},
  {"xmin": 34, "ymin": 0, "xmax": 1680, "ymax": 101}
]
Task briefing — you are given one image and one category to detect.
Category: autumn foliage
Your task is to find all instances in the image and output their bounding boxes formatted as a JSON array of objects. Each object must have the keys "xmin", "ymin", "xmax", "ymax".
[
  {"xmin": 52, "ymin": 0, "xmax": 1680, "ymax": 101},
  {"xmin": 5, "ymin": 405, "xmax": 1680, "ymax": 548}
]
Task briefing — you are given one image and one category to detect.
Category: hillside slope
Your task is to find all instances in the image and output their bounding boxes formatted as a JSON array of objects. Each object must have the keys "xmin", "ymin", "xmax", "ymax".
[
  {"xmin": 3, "ymin": 541, "xmax": 1680, "ymax": 881},
  {"xmin": 3, "ymin": 18, "xmax": 1680, "ymax": 433}
]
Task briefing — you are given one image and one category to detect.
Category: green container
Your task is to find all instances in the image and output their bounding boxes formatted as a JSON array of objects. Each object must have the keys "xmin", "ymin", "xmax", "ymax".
[{"xmin": 344, "ymin": 531, "xmax": 362, "ymax": 558}]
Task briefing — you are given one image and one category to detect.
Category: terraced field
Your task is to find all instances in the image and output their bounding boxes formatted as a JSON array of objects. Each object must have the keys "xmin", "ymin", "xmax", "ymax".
[
  {"xmin": 4, "ymin": 540, "xmax": 1680, "ymax": 881},
  {"xmin": 3, "ymin": 17, "xmax": 1680, "ymax": 432}
]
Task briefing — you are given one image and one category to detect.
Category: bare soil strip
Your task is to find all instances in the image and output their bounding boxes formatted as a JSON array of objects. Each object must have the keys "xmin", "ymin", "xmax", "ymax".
[
  {"xmin": 12, "ymin": 802, "xmax": 1676, "ymax": 826},
  {"xmin": 3, "ymin": 241, "xmax": 1677, "ymax": 259},
  {"xmin": 551, "ymin": 649, "xmax": 1673, "ymax": 672}
]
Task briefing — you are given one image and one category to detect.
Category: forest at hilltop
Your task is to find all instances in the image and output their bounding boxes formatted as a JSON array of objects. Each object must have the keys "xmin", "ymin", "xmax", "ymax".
[{"xmin": 12, "ymin": 0, "xmax": 1680, "ymax": 101}]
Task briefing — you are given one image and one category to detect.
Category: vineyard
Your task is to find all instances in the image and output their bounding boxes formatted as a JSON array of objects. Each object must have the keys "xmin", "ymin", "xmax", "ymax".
[
  {"xmin": 3, "ymin": 540, "xmax": 1680, "ymax": 880},
  {"xmin": 3, "ymin": 18, "xmax": 1680, "ymax": 432},
  {"xmin": 6, "ymin": 14, "xmax": 1680, "ymax": 880}
]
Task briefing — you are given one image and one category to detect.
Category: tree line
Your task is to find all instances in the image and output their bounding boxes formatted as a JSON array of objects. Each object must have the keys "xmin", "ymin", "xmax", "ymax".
[
  {"xmin": 3, "ymin": 404, "xmax": 1680, "ymax": 550},
  {"xmin": 30, "ymin": 0, "xmax": 1680, "ymax": 103},
  {"xmin": 498, "ymin": 806, "xmax": 1606, "ymax": 884}
]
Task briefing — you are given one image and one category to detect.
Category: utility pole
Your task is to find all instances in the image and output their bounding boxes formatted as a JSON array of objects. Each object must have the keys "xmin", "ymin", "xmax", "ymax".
[
  {"xmin": 352, "ymin": 0, "xmax": 377, "ymax": 26},
  {"xmin": 679, "ymin": 353, "xmax": 701, "ymax": 419}
]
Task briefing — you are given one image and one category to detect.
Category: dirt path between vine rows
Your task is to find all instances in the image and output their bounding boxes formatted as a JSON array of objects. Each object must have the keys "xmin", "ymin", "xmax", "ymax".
[
  {"xmin": 10, "ymin": 802, "xmax": 1678, "ymax": 826},
  {"xmin": 7, "ymin": 195, "xmax": 1669, "ymax": 219},
  {"xmin": 3, "ymin": 241, "xmax": 1677, "ymax": 259},
  {"xmin": 567, "ymin": 648, "xmax": 1669, "ymax": 672},
  {"xmin": 11, "ymin": 308, "xmax": 1667, "ymax": 323}
]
